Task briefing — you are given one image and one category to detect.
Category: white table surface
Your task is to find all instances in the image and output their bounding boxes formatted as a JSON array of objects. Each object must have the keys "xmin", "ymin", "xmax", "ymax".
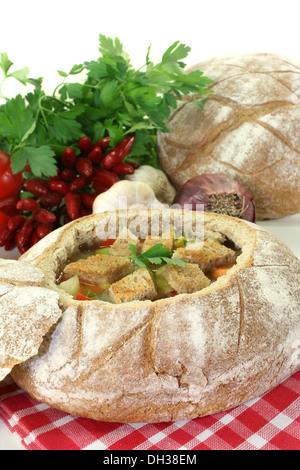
[{"xmin": 0, "ymin": 213, "xmax": 299, "ymax": 450}]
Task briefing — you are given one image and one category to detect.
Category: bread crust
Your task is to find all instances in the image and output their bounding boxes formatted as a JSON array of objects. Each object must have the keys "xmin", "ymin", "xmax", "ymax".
[
  {"xmin": 10, "ymin": 209, "xmax": 300, "ymax": 423},
  {"xmin": 156, "ymin": 52, "xmax": 300, "ymax": 220},
  {"xmin": 0, "ymin": 261, "xmax": 63, "ymax": 380}
]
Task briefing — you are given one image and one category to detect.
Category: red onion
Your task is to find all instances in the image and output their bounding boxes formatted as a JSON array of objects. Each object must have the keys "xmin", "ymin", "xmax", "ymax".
[{"xmin": 173, "ymin": 174, "xmax": 256, "ymax": 222}]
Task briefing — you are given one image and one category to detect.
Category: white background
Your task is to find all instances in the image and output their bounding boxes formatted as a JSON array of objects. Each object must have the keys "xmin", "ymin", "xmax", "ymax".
[
  {"xmin": 0, "ymin": 0, "xmax": 300, "ymax": 97},
  {"xmin": 0, "ymin": 0, "xmax": 300, "ymax": 449}
]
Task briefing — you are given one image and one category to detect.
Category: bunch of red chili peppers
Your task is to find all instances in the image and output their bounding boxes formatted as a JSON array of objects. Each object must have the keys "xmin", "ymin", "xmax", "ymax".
[{"xmin": 0, "ymin": 134, "xmax": 137, "ymax": 254}]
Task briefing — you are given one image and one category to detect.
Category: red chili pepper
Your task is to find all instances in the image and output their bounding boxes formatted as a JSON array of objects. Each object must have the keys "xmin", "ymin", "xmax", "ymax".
[
  {"xmin": 16, "ymin": 198, "xmax": 39, "ymax": 212},
  {"xmin": 4, "ymin": 237, "xmax": 16, "ymax": 251},
  {"xmin": 34, "ymin": 208, "xmax": 57, "ymax": 224},
  {"xmin": 36, "ymin": 224, "xmax": 54, "ymax": 239},
  {"xmin": 76, "ymin": 293, "xmax": 92, "ymax": 301},
  {"xmin": 64, "ymin": 215, "xmax": 72, "ymax": 225},
  {"xmin": 111, "ymin": 162, "xmax": 135, "ymax": 175},
  {"xmin": 62, "ymin": 168, "xmax": 76, "ymax": 182},
  {"xmin": 92, "ymin": 181, "xmax": 110, "ymax": 194},
  {"xmin": 17, "ymin": 245, "xmax": 29, "ymax": 255},
  {"xmin": 76, "ymin": 157, "xmax": 94, "ymax": 178},
  {"xmin": 22, "ymin": 162, "xmax": 31, "ymax": 172},
  {"xmin": 65, "ymin": 192, "xmax": 81, "ymax": 220},
  {"xmin": 37, "ymin": 192, "xmax": 62, "ymax": 208},
  {"xmin": 49, "ymin": 180, "xmax": 70, "ymax": 195},
  {"xmin": 62, "ymin": 147, "xmax": 77, "ymax": 167},
  {"xmin": 30, "ymin": 230, "xmax": 40, "ymax": 247},
  {"xmin": 0, "ymin": 213, "xmax": 9, "ymax": 233},
  {"xmin": 91, "ymin": 168, "xmax": 119, "ymax": 187},
  {"xmin": 88, "ymin": 146, "xmax": 102, "ymax": 165},
  {"xmin": 81, "ymin": 192, "xmax": 98, "ymax": 210},
  {"xmin": 126, "ymin": 161, "xmax": 140, "ymax": 169},
  {"xmin": 15, "ymin": 219, "xmax": 34, "ymax": 248},
  {"xmin": 8, "ymin": 215, "xmax": 25, "ymax": 231},
  {"xmin": 78, "ymin": 136, "xmax": 92, "ymax": 154},
  {"xmin": 23, "ymin": 179, "xmax": 49, "ymax": 197},
  {"xmin": 49, "ymin": 169, "xmax": 62, "ymax": 181},
  {"xmin": 0, "ymin": 195, "xmax": 19, "ymax": 217},
  {"xmin": 0, "ymin": 224, "xmax": 15, "ymax": 247},
  {"xmin": 93, "ymin": 136, "xmax": 110, "ymax": 151},
  {"xmin": 80, "ymin": 206, "xmax": 92, "ymax": 217},
  {"xmin": 97, "ymin": 238, "xmax": 115, "ymax": 249},
  {"xmin": 101, "ymin": 135, "xmax": 136, "ymax": 170},
  {"xmin": 69, "ymin": 175, "xmax": 89, "ymax": 192}
]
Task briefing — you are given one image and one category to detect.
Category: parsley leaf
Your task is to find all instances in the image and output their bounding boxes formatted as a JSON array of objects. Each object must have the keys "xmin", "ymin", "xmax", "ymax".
[
  {"xmin": 10, "ymin": 145, "xmax": 57, "ymax": 177},
  {"xmin": 0, "ymin": 94, "xmax": 35, "ymax": 141},
  {"xmin": 98, "ymin": 35, "xmax": 131, "ymax": 63},
  {"xmin": 8, "ymin": 67, "xmax": 30, "ymax": 85},
  {"xmin": 99, "ymin": 80, "xmax": 122, "ymax": 111},
  {"xmin": 0, "ymin": 53, "xmax": 13, "ymax": 75},
  {"xmin": 0, "ymin": 53, "xmax": 29, "ymax": 84},
  {"xmin": 0, "ymin": 35, "xmax": 213, "ymax": 177},
  {"xmin": 51, "ymin": 111, "xmax": 83, "ymax": 143},
  {"xmin": 129, "ymin": 243, "xmax": 186, "ymax": 269},
  {"xmin": 161, "ymin": 41, "xmax": 191, "ymax": 67}
]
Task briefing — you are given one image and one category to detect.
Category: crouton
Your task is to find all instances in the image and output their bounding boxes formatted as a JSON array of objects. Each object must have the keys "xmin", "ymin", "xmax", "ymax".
[
  {"xmin": 108, "ymin": 268, "xmax": 157, "ymax": 303},
  {"xmin": 157, "ymin": 263, "xmax": 210, "ymax": 295},
  {"xmin": 109, "ymin": 229, "xmax": 142, "ymax": 256},
  {"xmin": 64, "ymin": 255, "xmax": 133, "ymax": 285},
  {"xmin": 110, "ymin": 238, "xmax": 141, "ymax": 256},
  {"xmin": 173, "ymin": 239, "xmax": 236, "ymax": 273},
  {"xmin": 141, "ymin": 231, "xmax": 174, "ymax": 253}
]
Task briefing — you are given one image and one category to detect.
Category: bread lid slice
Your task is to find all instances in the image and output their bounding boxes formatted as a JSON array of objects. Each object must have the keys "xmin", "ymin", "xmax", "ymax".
[{"xmin": 0, "ymin": 259, "xmax": 63, "ymax": 380}]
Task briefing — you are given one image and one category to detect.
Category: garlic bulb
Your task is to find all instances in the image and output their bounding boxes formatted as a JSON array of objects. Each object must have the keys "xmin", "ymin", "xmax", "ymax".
[
  {"xmin": 93, "ymin": 180, "xmax": 166, "ymax": 214},
  {"xmin": 125, "ymin": 165, "xmax": 176, "ymax": 205}
]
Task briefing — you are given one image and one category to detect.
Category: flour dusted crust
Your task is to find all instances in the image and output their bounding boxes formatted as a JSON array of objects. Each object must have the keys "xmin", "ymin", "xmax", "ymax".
[
  {"xmin": 8, "ymin": 209, "xmax": 300, "ymax": 423},
  {"xmin": 0, "ymin": 261, "xmax": 63, "ymax": 380},
  {"xmin": 157, "ymin": 52, "xmax": 300, "ymax": 220}
]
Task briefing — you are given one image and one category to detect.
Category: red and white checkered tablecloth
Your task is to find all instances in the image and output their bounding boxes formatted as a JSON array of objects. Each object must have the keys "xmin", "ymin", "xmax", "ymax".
[{"xmin": 0, "ymin": 372, "xmax": 299, "ymax": 450}]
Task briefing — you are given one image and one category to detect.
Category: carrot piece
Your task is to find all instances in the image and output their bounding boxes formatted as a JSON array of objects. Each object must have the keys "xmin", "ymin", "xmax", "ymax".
[
  {"xmin": 210, "ymin": 264, "xmax": 235, "ymax": 280},
  {"xmin": 76, "ymin": 293, "xmax": 92, "ymax": 301},
  {"xmin": 166, "ymin": 291, "xmax": 179, "ymax": 297}
]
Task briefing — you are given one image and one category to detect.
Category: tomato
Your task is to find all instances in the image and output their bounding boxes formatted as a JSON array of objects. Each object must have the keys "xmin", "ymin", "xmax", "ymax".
[
  {"xmin": 0, "ymin": 213, "xmax": 9, "ymax": 232},
  {"xmin": 76, "ymin": 293, "xmax": 92, "ymax": 301},
  {"xmin": 0, "ymin": 150, "xmax": 23, "ymax": 199},
  {"xmin": 97, "ymin": 239, "xmax": 115, "ymax": 249}
]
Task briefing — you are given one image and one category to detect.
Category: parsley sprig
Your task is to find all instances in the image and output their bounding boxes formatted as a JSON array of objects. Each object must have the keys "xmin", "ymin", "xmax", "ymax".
[
  {"xmin": 0, "ymin": 35, "xmax": 213, "ymax": 177},
  {"xmin": 129, "ymin": 243, "xmax": 186, "ymax": 269}
]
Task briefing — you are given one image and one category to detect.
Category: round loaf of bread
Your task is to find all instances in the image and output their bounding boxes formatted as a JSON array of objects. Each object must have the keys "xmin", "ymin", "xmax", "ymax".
[
  {"xmin": 10, "ymin": 209, "xmax": 300, "ymax": 423},
  {"xmin": 157, "ymin": 53, "xmax": 300, "ymax": 220}
]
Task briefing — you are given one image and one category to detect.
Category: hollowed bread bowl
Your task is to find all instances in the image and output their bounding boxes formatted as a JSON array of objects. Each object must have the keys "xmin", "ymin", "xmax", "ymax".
[{"xmin": 8, "ymin": 209, "xmax": 300, "ymax": 423}]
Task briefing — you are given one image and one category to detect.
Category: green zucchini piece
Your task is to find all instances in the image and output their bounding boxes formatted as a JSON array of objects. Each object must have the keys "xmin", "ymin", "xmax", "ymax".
[
  {"xmin": 154, "ymin": 266, "xmax": 173, "ymax": 297},
  {"xmin": 59, "ymin": 276, "xmax": 80, "ymax": 297},
  {"xmin": 95, "ymin": 247, "xmax": 111, "ymax": 255}
]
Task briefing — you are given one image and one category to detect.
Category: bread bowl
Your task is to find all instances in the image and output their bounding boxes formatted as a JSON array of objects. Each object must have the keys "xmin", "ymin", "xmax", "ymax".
[
  {"xmin": 1, "ymin": 208, "xmax": 298, "ymax": 423},
  {"xmin": 156, "ymin": 52, "xmax": 300, "ymax": 220}
]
